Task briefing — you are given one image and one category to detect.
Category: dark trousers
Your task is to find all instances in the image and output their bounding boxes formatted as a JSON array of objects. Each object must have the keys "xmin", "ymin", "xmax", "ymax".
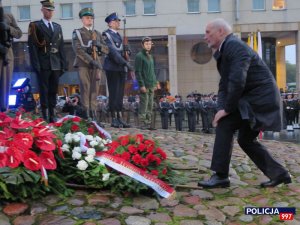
[
  {"xmin": 106, "ymin": 70, "xmax": 125, "ymax": 114},
  {"xmin": 174, "ymin": 111, "xmax": 183, "ymax": 131},
  {"xmin": 37, "ymin": 69, "xmax": 60, "ymax": 110},
  {"xmin": 187, "ymin": 111, "xmax": 196, "ymax": 132},
  {"xmin": 211, "ymin": 110, "xmax": 288, "ymax": 180},
  {"xmin": 160, "ymin": 111, "xmax": 169, "ymax": 129}
]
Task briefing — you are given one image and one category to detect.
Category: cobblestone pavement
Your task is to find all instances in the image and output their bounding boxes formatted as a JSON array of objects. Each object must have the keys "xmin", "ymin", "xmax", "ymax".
[{"xmin": 1, "ymin": 127, "xmax": 299, "ymax": 225}]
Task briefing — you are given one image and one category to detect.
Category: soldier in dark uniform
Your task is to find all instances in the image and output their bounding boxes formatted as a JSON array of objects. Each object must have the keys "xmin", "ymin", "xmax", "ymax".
[
  {"xmin": 72, "ymin": 8, "xmax": 108, "ymax": 122},
  {"xmin": 28, "ymin": 0, "xmax": 67, "ymax": 122},
  {"xmin": 0, "ymin": 4, "xmax": 22, "ymax": 112},
  {"xmin": 103, "ymin": 12, "xmax": 133, "ymax": 128},
  {"xmin": 185, "ymin": 94, "xmax": 199, "ymax": 132},
  {"xmin": 284, "ymin": 93, "xmax": 297, "ymax": 131},
  {"xmin": 172, "ymin": 95, "xmax": 185, "ymax": 131},
  {"xmin": 159, "ymin": 95, "xmax": 170, "ymax": 129}
]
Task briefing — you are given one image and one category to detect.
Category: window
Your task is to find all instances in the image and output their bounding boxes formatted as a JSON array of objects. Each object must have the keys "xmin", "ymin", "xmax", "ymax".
[
  {"xmin": 252, "ymin": 0, "xmax": 265, "ymax": 10},
  {"xmin": 272, "ymin": 0, "xmax": 286, "ymax": 10},
  {"xmin": 208, "ymin": 0, "xmax": 220, "ymax": 12},
  {"xmin": 143, "ymin": 0, "xmax": 156, "ymax": 15},
  {"xmin": 80, "ymin": 2, "xmax": 93, "ymax": 9},
  {"xmin": 18, "ymin": 5, "xmax": 30, "ymax": 20},
  {"xmin": 3, "ymin": 6, "xmax": 11, "ymax": 13},
  {"xmin": 187, "ymin": 0, "xmax": 200, "ymax": 13},
  {"xmin": 61, "ymin": 4, "xmax": 73, "ymax": 19},
  {"xmin": 124, "ymin": 0, "xmax": 136, "ymax": 16}
]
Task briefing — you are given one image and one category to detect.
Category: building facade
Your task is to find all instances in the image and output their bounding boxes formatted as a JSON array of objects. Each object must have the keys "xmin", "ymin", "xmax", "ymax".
[{"xmin": 2, "ymin": 0, "xmax": 300, "ymax": 97}]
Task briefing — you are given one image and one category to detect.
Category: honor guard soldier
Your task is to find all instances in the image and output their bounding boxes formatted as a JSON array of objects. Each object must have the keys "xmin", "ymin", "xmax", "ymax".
[
  {"xmin": 172, "ymin": 95, "xmax": 185, "ymax": 131},
  {"xmin": 159, "ymin": 95, "xmax": 170, "ymax": 129},
  {"xmin": 72, "ymin": 8, "xmax": 108, "ymax": 122},
  {"xmin": 185, "ymin": 94, "xmax": 199, "ymax": 132},
  {"xmin": 28, "ymin": 0, "xmax": 67, "ymax": 123},
  {"xmin": 103, "ymin": 12, "xmax": 133, "ymax": 128},
  {"xmin": 0, "ymin": 5, "xmax": 22, "ymax": 112},
  {"xmin": 284, "ymin": 93, "xmax": 297, "ymax": 131}
]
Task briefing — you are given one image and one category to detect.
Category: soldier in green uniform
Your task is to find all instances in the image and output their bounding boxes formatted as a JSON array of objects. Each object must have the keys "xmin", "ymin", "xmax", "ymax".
[
  {"xmin": 28, "ymin": 0, "xmax": 67, "ymax": 123},
  {"xmin": 72, "ymin": 8, "xmax": 108, "ymax": 122}
]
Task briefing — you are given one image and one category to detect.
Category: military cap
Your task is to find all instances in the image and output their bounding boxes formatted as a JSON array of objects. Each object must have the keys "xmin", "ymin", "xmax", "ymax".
[
  {"xmin": 186, "ymin": 94, "xmax": 192, "ymax": 98},
  {"xmin": 40, "ymin": 0, "xmax": 55, "ymax": 11},
  {"xmin": 70, "ymin": 93, "xmax": 80, "ymax": 99},
  {"xmin": 79, "ymin": 7, "xmax": 94, "ymax": 18},
  {"xmin": 105, "ymin": 12, "xmax": 120, "ymax": 23},
  {"xmin": 175, "ymin": 95, "xmax": 181, "ymax": 98}
]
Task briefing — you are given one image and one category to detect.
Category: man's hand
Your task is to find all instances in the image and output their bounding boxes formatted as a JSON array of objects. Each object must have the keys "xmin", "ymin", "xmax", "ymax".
[
  {"xmin": 89, "ymin": 60, "xmax": 102, "ymax": 69},
  {"xmin": 125, "ymin": 62, "xmax": 134, "ymax": 71},
  {"xmin": 212, "ymin": 109, "xmax": 229, "ymax": 127},
  {"xmin": 140, "ymin": 86, "xmax": 146, "ymax": 93}
]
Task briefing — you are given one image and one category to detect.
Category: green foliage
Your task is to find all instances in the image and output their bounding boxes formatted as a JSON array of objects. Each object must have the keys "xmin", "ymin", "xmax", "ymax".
[{"xmin": 286, "ymin": 61, "xmax": 296, "ymax": 83}]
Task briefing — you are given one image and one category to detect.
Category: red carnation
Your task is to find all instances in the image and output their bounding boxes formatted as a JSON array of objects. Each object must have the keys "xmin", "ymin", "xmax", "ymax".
[
  {"xmin": 40, "ymin": 151, "xmax": 57, "ymax": 170},
  {"xmin": 23, "ymin": 150, "xmax": 41, "ymax": 171},
  {"xmin": 128, "ymin": 145, "xmax": 137, "ymax": 154},
  {"xmin": 132, "ymin": 154, "xmax": 142, "ymax": 164},
  {"xmin": 0, "ymin": 153, "xmax": 7, "ymax": 167},
  {"xmin": 140, "ymin": 158, "xmax": 149, "ymax": 167},
  {"xmin": 144, "ymin": 139, "xmax": 155, "ymax": 147},
  {"xmin": 135, "ymin": 134, "xmax": 144, "ymax": 143},
  {"xmin": 138, "ymin": 143, "xmax": 146, "ymax": 152},
  {"xmin": 151, "ymin": 170, "xmax": 159, "ymax": 176},
  {"xmin": 71, "ymin": 124, "xmax": 80, "ymax": 132},
  {"xmin": 72, "ymin": 117, "xmax": 81, "ymax": 122},
  {"xmin": 54, "ymin": 122, "xmax": 63, "ymax": 127},
  {"xmin": 162, "ymin": 168, "xmax": 167, "ymax": 175},
  {"xmin": 121, "ymin": 152, "xmax": 131, "ymax": 161},
  {"xmin": 88, "ymin": 127, "xmax": 95, "ymax": 135}
]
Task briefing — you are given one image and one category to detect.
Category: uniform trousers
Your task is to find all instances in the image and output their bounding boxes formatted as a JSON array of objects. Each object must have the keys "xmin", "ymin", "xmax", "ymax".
[
  {"xmin": 105, "ymin": 70, "xmax": 125, "ymax": 114},
  {"xmin": 78, "ymin": 67, "xmax": 100, "ymax": 111},
  {"xmin": 0, "ymin": 49, "xmax": 13, "ymax": 112},
  {"xmin": 37, "ymin": 69, "xmax": 60, "ymax": 110},
  {"xmin": 211, "ymin": 110, "xmax": 289, "ymax": 180}
]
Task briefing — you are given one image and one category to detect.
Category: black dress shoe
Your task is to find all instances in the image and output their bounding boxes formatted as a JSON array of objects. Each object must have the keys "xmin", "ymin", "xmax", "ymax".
[
  {"xmin": 260, "ymin": 174, "xmax": 292, "ymax": 188},
  {"xmin": 117, "ymin": 118, "xmax": 131, "ymax": 128},
  {"xmin": 198, "ymin": 174, "xmax": 230, "ymax": 189},
  {"xmin": 111, "ymin": 118, "xmax": 122, "ymax": 128}
]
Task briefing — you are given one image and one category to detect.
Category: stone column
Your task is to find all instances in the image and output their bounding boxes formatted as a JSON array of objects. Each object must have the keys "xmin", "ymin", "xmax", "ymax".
[
  {"xmin": 168, "ymin": 30, "xmax": 178, "ymax": 95},
  {"xmin": 297, "ymin": 29, "xmax": 300, "ymax": 92}
]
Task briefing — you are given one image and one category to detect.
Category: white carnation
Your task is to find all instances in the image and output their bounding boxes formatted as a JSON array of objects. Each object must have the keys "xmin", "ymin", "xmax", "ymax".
[
  {"xmin": 77, "ymin": 160, "xmax": 88, "ymax": 170},
  {"xmin": 72, "ymin": 134, "xmax": 81, "ymax": 142},
  {"xmin": 95, "ymin": 136, "xmax": 102, "ymax": 142},
  {"xmin": 61, "ymin": 144, "xmax": 70, "ymax": 152},
  {"xmin": 73, "ymin": 147, "xmax": 82, "ymax": 153},
  {"xmin": 86, "ymin": 135, "xmax": 94, "ymax": 141},
  {"xmin": 64, "ymin": 134, "xmax": 72, "ymax": 143},
  {"xmin": 87, "ymin": 148, "xmax": 96, "ymax": 156},
  {"xmin": 72, "ymin": 151, "xmax": 82, "ymax": 160},
  {"xmin": 85, "ymin": 155, "xmax": 94, "ymax": 162},
  {"xmin": 89, "ymin": 140, "xmax": 98, "ymax": 147},
  {"xmin": 102, "ymin": 173, "xmax": 110, "ymax": 181}
]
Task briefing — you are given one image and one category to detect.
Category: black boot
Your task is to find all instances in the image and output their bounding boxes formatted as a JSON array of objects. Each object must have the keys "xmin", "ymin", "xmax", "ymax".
[
  {"xmin": 41, "ymin": 108, "xmax": 48, "ymax": 121},
  {"xmin": 48, "ymin": 107, "xmax": 56, "ymax": 123},
  {"xmin": 111, "ymin": 118, "xmax": 122, "ymax": 128},
  {"xmin": 117, "ymin": 111, "xmax": 131, "ymax": 128}
]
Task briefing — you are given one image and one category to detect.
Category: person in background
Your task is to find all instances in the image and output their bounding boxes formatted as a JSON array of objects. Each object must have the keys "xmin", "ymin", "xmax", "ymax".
[
  {"xmin": 135, "ymin": 37, "xmax": 160, "ymax": 130},
  {"xmin": 198, "ymin": 18, "xmax": 291, "ymax": 189},
  {"xmin": 62, "ymin": 93, "xmax": 85, "ymax": 117},
  {"xmin": 172, "ymin": 95, "xmax": 185, "ymax": 131},
  {"xmin": 28, "ymin": 0, "xmax": 67, "ymax": 122},
  {"xmin": 0, "ymin": 3, "xmax": 22, "ymax": 112},
  {"xmin": 159, "ymin": 95, "xmax": 170, "ymax": 129}
]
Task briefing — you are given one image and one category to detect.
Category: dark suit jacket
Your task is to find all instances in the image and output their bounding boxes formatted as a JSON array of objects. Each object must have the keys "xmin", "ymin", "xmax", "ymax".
[
  {"xmin": 102, "ymin": 29, "xmax": 127, "ymax": 72},
  {"xmin": 214, "ymin": 33, "xmax": 282, "ymax": 131},
  {"xmin": 28, "ymin": 20, "xmax": 67, "ymax": 73}
]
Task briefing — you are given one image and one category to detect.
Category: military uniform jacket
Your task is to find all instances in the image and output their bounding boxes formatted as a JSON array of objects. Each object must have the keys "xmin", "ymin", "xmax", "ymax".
[
  {"xmin": 72, "ymin": 27, "xmax": 106, "ymax": 67},
  {"xmin": 28, "ymin": 20, "xmax": 67, "ymax": 72},
  {"xmin": 103, "ymin": 29, "xmax": 127, "ymax": 72}
]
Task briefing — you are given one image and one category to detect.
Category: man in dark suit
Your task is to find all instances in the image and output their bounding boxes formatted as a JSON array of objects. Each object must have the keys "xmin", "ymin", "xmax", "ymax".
[
  {"xmin": 198, "ymin": 18, "xmax": 291, "ymax": 189},
  {"xmin": 28, "ymin": 0, "xmax": 67, "ymax": 123},
  {"xmin": 103, "ymin": 12, "xmax": 133, "ymax": 128}
]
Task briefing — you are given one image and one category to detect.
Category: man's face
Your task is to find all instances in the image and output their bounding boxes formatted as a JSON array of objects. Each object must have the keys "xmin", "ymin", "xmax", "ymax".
[
  {"xmin": 109, "ymin": 20, "xmax": 121, "ymax": 30},
  {"xmin": 143, "ymin": 41, "xmax": 152, "ymax": 51},
  {"xmin": 41, "ymin": 8, "xmax": 54, "ymax": 20},
  {"xmin": 205, "ymin": 23, "xmax": 222, "ymax": 49},
  {"xmin": 81, "ymin": 16, "xmax": 93, "ymax": 27}
]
